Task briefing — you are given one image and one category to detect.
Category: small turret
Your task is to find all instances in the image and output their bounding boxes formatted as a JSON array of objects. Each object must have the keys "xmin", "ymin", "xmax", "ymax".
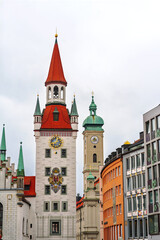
[
  {"xmin": 34, "ymin": 95, "xmax": 42, "ymax": 134},
  {"xmin": 70, "ymin": 96, "xmax": 78, "ymax": 136},
  {"xmin": 17, "ymin": 142, "xmax": 25, "ymax": 199},
  {"xmin": 0, "ymin": 124, "xmax": 6, "ymax": 162}
]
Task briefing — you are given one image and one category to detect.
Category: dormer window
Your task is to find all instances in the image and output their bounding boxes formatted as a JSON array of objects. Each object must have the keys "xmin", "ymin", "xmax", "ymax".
[{"xmin": 53, "ymin": 107, "xmax": 59, "ymax": 121}]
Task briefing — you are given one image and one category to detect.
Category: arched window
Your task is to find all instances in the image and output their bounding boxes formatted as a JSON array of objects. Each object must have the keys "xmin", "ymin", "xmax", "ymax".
[
  {"xmin": 48, "ymin": 87, "xmax": 51, "ymax": 99},
  {"xmin": 93, "ymin": 153, "xmax": 97, "ymax": 163},
  {"xmin": 61, "ymin": 87, "xmax": 64, "ymax": 99},
  {"xmin": 53, "ymin": 86, "xmax": 59, "ymax": 99},
  {"xmin": 0, "ymin": 203, "xmax": 3, "ymax": 236}
]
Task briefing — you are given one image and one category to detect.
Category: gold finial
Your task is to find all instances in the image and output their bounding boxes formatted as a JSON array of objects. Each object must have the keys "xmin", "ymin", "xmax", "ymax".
[
  {"xmin": 55, "ymin": 28, "xmax": 58, "ymax": 38},
  {"xmin": 89, "ymin": 165, "xmax": 92, "ymax": 171},
  {"xmin": 73, "ymin": 93, "xmax": 75, "ymax": 97},
  {"xmin": 37, "ymin": 94, "xmax": 39, "ymax": 97},
  {"xmin": 91, "ymin": 91, "xmax": 94, "ymax": 96}
]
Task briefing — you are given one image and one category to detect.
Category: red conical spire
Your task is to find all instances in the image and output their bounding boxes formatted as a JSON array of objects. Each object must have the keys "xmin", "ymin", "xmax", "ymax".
[{"xmin": 45, "ymin": 34, "xmax": 67, "ymax": 86}]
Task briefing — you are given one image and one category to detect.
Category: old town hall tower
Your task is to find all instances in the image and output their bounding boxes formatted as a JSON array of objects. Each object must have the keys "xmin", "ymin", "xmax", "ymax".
[{"xmin": 34, "ymin": 34, "xmax": 78, "ymax": 239}]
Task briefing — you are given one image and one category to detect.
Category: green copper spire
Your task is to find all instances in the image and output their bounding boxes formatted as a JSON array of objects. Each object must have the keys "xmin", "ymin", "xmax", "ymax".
[
  {"xmin": 87, "ymin": 171, "xmax": 95, "ymax": 181},
  {"xmin": 70, "ymin": 96, "xmax": 78, "ymax": 116},
  {"xmin": 34, "ymin": 95, "xmax": 41, "ymax": 116},
  {"xmin": 17, "ymin": 142, "xmax": 25, "ymax": 177},
  {"xmin": 83, "ymin": 94, "xmax": 104, "ymax": 131},
  {"xmin": 0, "ymin": 124, "xmax": 6, "ymax": 161}
]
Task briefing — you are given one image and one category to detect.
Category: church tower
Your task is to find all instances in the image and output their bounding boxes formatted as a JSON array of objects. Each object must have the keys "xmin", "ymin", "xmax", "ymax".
[
  {"xmin": 34, "ymin": 34, "xmax": 78, "ymax": 239},
  {"xmin": 82, "ymin": 94, "xmax": 104, "ymax": 191}
]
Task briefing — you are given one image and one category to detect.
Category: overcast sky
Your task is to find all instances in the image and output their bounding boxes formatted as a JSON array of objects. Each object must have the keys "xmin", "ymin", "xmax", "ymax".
[{"xmin": 1, "ymin": 0, "xmax": 160, "ymax": 195}]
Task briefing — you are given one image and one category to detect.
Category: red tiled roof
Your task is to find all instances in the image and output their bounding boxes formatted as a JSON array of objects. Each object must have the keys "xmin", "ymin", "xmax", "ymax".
[
  {"xmin": 45, "ymin": 39, "xmax": 67, "ymax": 86},
  {"xmin": 24, "ymin": 176, "xmax": 36, "ymax": 197},
  {"xmin": 41, "ymin": 105, "xmax": 72, "ymax": 129},
  {"xmin": 76, "ymin": 197, "xmax": 84, "ymax": 210}
]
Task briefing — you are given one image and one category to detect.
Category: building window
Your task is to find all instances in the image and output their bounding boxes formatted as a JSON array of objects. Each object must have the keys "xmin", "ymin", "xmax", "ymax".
[
  {"xmin": 52, "ymin": 202, "xmax": 59, "ymax": 212},
  {"xmin": 45, "ymin": 149, "xmax": 51, "ymax": 158},
  {"xmin": 131, "ymin": 156, "xmax": 135, "ymax": 169},
  {"xmin": 47, "ymin": 202, "xmax": 53, "ymax": 214},
  {"xmin": 149, "ymin": 215, "xmax": 159, "ymax": 235},
  {"xmin": 142, "ymin": 173, "xmax": 145, "ymax": 187},
  {"xmin": 158, "ymin": 140, "xmax": 160, "ymax": 153},
  {"xmin": 61, "ymin": 149, "xmax": 67, "ymax": 158},
  {"xmin": 45, "ymin": 167, "xmax": 51, "ymax": 176},
  {"xmin": 30, "ymin": 224, "xmax": 32, "ymax": 228},
  {"xmin": 133, "ymin": 197, "xmax": 137, "ymax": 211},
  {"xmin": 141, "ymin": 153, "xmax": 145, "ymax": 166},
  {"xmin": 50, "ymin": 220, "xmax": 61, "ymax": 235},
  {"xmin": 61, "ymin": 167, "xmax": 67, "ymax": 176},
  {"xmin": 147, "ymin": 144, "xmax": 151, "ymax": 164},
  {"xmin": 156, "ymin": 115, "xmax": 160, "ymax": 129},
  {"xmin": 119, "ymin": 204, "xmax": 122, "ymax": 214},
  {"xmin": 62, "ymin": 201, "xmax": 68, "ymax": 212},
  {"xmin": 30, "ymin": 236, "xmax": 32, "ymax": 239},
  {"xmin": 0, "ymin": 203, "xmax": 3, "ymax": 235},
  {"xmin": 139, "ymin": 219, "xmax": 143, "ymax": 237},
  {"xmin": 148, "ymin": 167, "xmax": 152, "ymax": 180},
  {"xmin": 118, "ymin": 166, "xmax": 121, "ymax": 175},
  {"xmin": 116, "ymin": 168, "xmax": 118, "ymax": 177},
  {"xmin": 93, "ymin": 153, "xmax": 97, "ymax": 163},
  {"xmin": 136, "ymin": 154, "xmax": 140, "ymax": 168},
  {"xmin": 151, "ymin": 118, "xmax": 155, "ymax": 131},
  {"xmin": 128, "ymin": 198, "xmax": 132, "ymax": 212},
  {"xmin": 146, "ymin": 121, "xmax": 150, "ymax": 134},
  {"xmin": 24, "ymin": 185, "xmax": 30, "ymax": 191},
  {"xmin": 116, "ymin": 205, "xmax": 119, "ymax": 215},
  {"xmin": 48, "ymin": 87, "xmax": 51, "ymax": 99},
  {"xmin": 119, "ymin": 185, "xmax": 121, "ymax": 195},
  {"xmin": 61, "ymin": 185, "xmax": 67, "ymax": 195},
  {"xmin": 143, "ymin": 195, "xmax": 146, "ymax": 210},
  {"xmin": 127, "ymin": 177, "xmax": 131, "ymax": 191},
  {"xmin": 134, "ymin": 220, "xmax": 137, "ymax": 237},
  {"xmin": 137, "ymin": 196, "xmax": 142, "ymax": 210},
  {"xmin": 149, "ymin": 191, "xmax": 153, "ymax": 204},
  {"xmin": 137, "ymin": 174, "xmax": 141, "ymax": 188},
  {"xmin": 132, "ymin": 176, "xmax": 136, "ymax": 190},
  {"xmin": 126, "ymin": 158, "xmax": 130, "ymax": 171},
  {"xmin": 22, "ymin": 218, "xmax": 25, "ymax": 234},
  {"xmin": 144, "ymin": 218, "xmax": 148, "ymax": 237},
  {"xmin": 45, "ymin": 185, "xmax": 50, "ymax": 195},
  {"xmin": 61, "ymin": 87, "xmax": 64, "ymax": 99},
  {"xmin": 128, "ymin": 220, "xmax": 132, "ymax": 238},
  {"xmin": 26, "ymin": 220, "xmax": 28, "ymax": 235}
]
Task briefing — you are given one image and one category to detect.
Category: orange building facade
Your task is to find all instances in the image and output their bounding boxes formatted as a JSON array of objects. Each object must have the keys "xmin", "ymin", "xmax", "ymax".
[{"xmin": 101, "ymin": 153, "xmax": 124, "ymax": 240}]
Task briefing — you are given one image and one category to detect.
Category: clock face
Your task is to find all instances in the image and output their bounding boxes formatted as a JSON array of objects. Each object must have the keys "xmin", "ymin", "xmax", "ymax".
[
  {"xmin": 50, "ymin": 136, "xmax": 63, "ymax": 149},
  {"xmin": 91, "ymin": 136, "xmax": 99, "ymax": 144}
]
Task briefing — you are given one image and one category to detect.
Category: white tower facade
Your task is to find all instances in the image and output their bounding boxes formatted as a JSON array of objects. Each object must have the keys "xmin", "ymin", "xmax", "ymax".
[{"xmin": 34, "ymin": 35, "xmax": 78, "ymax": 240}]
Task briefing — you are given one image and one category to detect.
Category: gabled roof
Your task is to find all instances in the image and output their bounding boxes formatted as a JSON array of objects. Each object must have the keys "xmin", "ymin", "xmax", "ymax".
[
  {"xmin": 34, "ymin": 95, "xmax": 41, "ymax": 116},
  {"xmin": 45, "ymin": 35, "xmax": 67, "ymax": 86},
  {"xmin": 41, "ymin": 105, "xmax": 72, "ymax": 130}
]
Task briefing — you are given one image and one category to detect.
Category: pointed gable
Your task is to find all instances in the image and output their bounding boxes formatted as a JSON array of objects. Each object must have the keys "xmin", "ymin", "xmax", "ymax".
[{"xmin": 45, "ymin": 35, "xmax": 67, "ymax": 87}]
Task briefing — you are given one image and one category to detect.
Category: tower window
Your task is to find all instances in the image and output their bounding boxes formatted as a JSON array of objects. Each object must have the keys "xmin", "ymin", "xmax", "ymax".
[
  {"xmin": 61, "ymin": 149, "xmax": 67, "ymax": 158},
  {"xmin": 50, "ymin": 220, "xmax": 61, "ymax": 235},
  {"xmin": 61, "ymin": 185, "xmax": 67, "ymax": 194},
  {"xmin": 45, "ymin": 149, "xmax": 51, "ymax": 158},
  {"xmin": 0, "ymin": 203, "xmax": 3, "ymax": 235},
  {"xmin": 62, "ymin": 201, "xmax": 68, "ymax": 211},
  {"xmin": 61, "ymin": 87, "xmax": 64, "ymax": 99},
  {"xmin": 61, "ymin": 167, "xmax": 67, "ymax": 176},
  {"xmin": 53, "ymin": 86, "xmax": 59, "ymax": 99},
  {"xmin": 44, "ymin": 201, "xmax": 50, "ymax": 212},
  {"xmin": 45, "ymin": 167, "xmax": 51, "ymax": 176},
  {"xmin": 45, "ymin": 185, "xmax": 51, "ymax": 195},
  {"xmin": 93, "ymin": 153, "xmax": 97, "ymax": 163},
  {"xmin": 48, "ymin": 87, "xmax": 51, "ymax": 99}
]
